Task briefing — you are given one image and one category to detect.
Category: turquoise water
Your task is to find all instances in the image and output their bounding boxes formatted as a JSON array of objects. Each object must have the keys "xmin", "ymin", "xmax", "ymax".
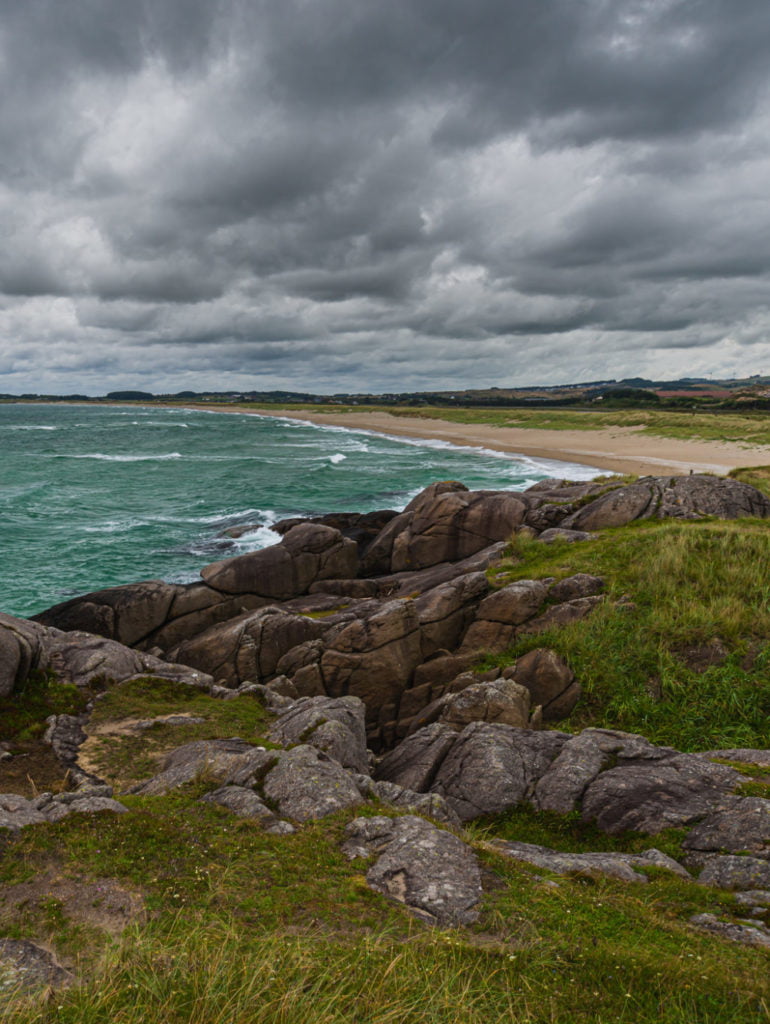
[{"xmin": 0, "ymin": 403, "xmax": 599, "ymax": 618}]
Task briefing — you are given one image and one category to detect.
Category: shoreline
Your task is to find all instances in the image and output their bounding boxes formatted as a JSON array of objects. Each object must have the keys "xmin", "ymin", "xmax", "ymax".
[{"xmin": 177, "ymin": 404, "xmax": 770, "ymax": 477}]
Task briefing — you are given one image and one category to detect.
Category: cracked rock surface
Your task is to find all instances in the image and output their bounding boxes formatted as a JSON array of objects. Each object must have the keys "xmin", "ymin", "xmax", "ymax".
[{"xmin": 342, "ymin": 814, "xmax": 482, "ymax": 926}]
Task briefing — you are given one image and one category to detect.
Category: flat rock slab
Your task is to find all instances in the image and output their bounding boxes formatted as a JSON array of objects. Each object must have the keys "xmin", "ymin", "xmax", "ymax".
[
  {"xmin": 342, "ymin": 815, "xmax": 482, "ymax": 926},
  {"xmin": 132, "ymin": 739, "xmax": 277, "ymax": 796},
  {"xmin": 689, "ymin": 913, "xmax": 770, "ymax": 949},
  {"xmin": 494, "ymin": 841, "xmax": 690, "ymax": 884},
  {"xmin": 0, "ymin": 939, "xmax": 73, "ymax": 993},
  {"xmin": 697, "ymin": 855, "xmax": 770, "ymax": 891},
  {"xmin": 701, "ymin": 749, "xmax": 770, "ymax": 768},
  {"xmin": 683, "ymin": 797, "xmax": 770, "ymax": 855},
  {"xmin": 579, "ymin": 750, "xmax": 743, "ymax": 834}
]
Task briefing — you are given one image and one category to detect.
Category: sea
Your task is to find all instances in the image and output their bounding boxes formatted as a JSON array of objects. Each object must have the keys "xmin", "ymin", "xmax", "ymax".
[{"xmin": 0, "ymin": 403, "xmax": 600, "ymax": 619}]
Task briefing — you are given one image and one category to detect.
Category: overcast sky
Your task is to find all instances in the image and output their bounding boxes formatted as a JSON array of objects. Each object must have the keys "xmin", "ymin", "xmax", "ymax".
[{"xmin": 2, "ymin": 0, "xmax": 770, "ymax": 394}]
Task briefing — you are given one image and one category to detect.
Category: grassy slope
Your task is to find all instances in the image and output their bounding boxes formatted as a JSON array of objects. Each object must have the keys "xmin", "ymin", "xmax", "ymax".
[
  {"xmin": 483, "ymin": 519, "xmax": 770, "ymax": 751},
  {"xmin": 4, "ymin": 518, "xmax": 770, "ymax": 1020}
]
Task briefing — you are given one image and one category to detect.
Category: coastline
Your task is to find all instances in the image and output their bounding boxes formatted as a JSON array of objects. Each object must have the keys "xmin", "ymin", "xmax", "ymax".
[{"xmin": 178, "ymin": 404, "xmax": 770, "ymax": 477}]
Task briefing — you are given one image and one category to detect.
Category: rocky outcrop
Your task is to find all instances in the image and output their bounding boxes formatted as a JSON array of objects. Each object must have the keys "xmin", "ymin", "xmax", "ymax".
[
  {"xmin": 0, "ymin": 789, "xmax": 127, "ymax": 832},
  {"xmin": 561, "ymin": 474, "xmax": 770, "ymax": 531},
  {"xmin": 376, "ymin": 723, "xmax": 760, "ymax": 841},
  {"xmin": 0, "ymin": 612, "xmax": 214, "ymax": 698},
  {"xmin": 361, "ymin": 484, "xmax": 528, "ymax": 575},
  {"xmin": 459, "ymin": 579, "xmax": 549, "ymax": 653},
  {"xmin": 169, "ymin": 606, "xmax": 327, "ymax": 688}
]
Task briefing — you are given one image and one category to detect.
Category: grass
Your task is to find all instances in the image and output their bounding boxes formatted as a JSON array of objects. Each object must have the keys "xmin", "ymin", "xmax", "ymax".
[
  {"xmin": 480, "ymin": 519, "xmax": 770, "ymax": 750},
  {"xmin": 77, "ymin": 677, "xmax": 276, "ymax": 789},
  {"xmin": 2, "ymin": 788, "xmax": 770, "ymax": 1023},
  {"xmin": 0, "ymin": 671, "xmax": 91, "ymax": 744}
]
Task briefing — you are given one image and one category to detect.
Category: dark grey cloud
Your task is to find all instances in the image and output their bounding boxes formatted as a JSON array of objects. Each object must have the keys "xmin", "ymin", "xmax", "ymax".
[{"xmin": 2, "ymin": 0, "xmax": 770, "ymax": 395}]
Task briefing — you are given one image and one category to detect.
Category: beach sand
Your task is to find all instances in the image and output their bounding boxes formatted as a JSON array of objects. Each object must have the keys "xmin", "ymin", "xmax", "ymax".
[{"xmin": 179, "ymin": 405, "xmax": 770, "ymax": 478}]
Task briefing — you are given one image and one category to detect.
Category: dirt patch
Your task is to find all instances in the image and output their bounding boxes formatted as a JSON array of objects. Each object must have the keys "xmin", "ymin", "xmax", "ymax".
[
  {"xmin": 0, "ymin": 743, "xmax": 71, "ymax": 798},
  {"xmin": 673, "ymin": 639, "xmax": 729, "ymax": 673},
  {"xmin": 0, "ymin": 867, "xmax": 146, "ymax": 937},
  {"xmin": 76, "ymin": 714, "xmax": 205, "ymax": 789}
]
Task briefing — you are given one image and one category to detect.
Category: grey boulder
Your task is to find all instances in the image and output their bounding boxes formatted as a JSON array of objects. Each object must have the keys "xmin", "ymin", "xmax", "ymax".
[
  {"xmin": 269, "ymin": 695, "xmax": 368, "ymax": 773},
  {"xmin": 342, "ymin": 814, "xmax": 482, "ymax": 925}
]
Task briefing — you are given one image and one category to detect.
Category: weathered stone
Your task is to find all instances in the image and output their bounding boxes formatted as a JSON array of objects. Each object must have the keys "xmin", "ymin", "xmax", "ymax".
[
  {"xmin": 42, "ymin": 794, "xmax": 128, "ymax": 823},
  {"xmin": 734, "ymin": 890, "xmax": 770, "ymax": 908},
  {"xmin": 410, "ymin": 653, "xmax": 475, "ymax": 690},
  {"xmin": 377, "ymin": 543, "xmax": 508, "ymax": 600},
  {"xmin": 269, "ymin": 695, "xmax": 368, "ymax": 773},
  {"xmin": 415, "ymin": 572, "xmax": 489, "ymax": 658},
  {"xmin": 320, "ymin": 600, "xmax": 422, "ymax": 715},
  {"xmin": 682, "ymin": 798, "xmax": 770, "ymax": 856},
  {"xmin": 531, "ymin": 729, "xmax": 652, "ymax": 816},
  {"xmin": 0, "ymin": 794, "xmax": 48, "ymax": 831},
  {"xmin": 548, "ymin": 574, "xmax": 605, "ymax": 603},
  {"xmin": 132, "ymin": 739, "xmax": 276, "ymax": 796},
  {"xmin": 0, "ymin": 614, "xmax": 50, "ymax": 698},
  {"xmin": 494, "ymin": 841, "xmax": 690, "ymax": 883},
  {"xmin": 537, "ymin": 528, "xmax": 595, "ymax": 544},
  {"xmin": 172, "ymin": 607, "xmax": 325, "ymax": 687},
  {"xmin": 36, "ymin": 628, "xmax": 212, "ymax": 691},
  {"xmin": 143, "ymin": 593, "xmax": 269, "ymax": 653},
  {"xmin": 201, "ymin": 523, "xmax": 358, "ymax": 598},
  {"xmin": 43, "ymin": 713, "xmax": 89, "ymax": 767},
  {"xmin": 689, "ymin": 913, "xmax": 770, "ymax": 948},
  {"xmin": 355, "ymin": 778, "xmax": 462, "ymax": 826},
  {"xmin": 505, "ymin": 648, "xmax": 580, "ymax": 722},
  {"xmin": 34, "ymin": 580, "xmax": 178, "ymax": 645},
  {"xmin": 202, "ymin": 785, "xmax": 276, "ymax": 820},
  {"xmin": 272, "ymin": 509, "xmax": 399, "ymax": 555},
  {"xmin": 362, "ymin": 484, "xmax": 526, "ymax": 575},
  {"xmin": 697, "ymin": 855, "xmax": 770, "ymax": 890},
  {"xmin": 374, "ymin": 722, "xmax": 459, "ymax": 792},
  {"xmin": 432, "ymin": 723, "xmax": 568, "ymax": 821},
  {"xmin": 262, "ymin": 745, "xmax": 363, "ymax": 821},
  {"xmin": 342, "ymin": 815, "xmax": 482, "ymax": 925},
  {"xmin": 474, "ymin": 580, "xmax": 549, "ymax": 626},
  {"xmin": 0, "ymin": 939, "xmax": 73, "ymax": 992},
  {"xmin": 563, "ymin": 475, "xmax": 770, "ymax": 532},
  {"xmin": 700, "ymin": 749, "xmax": 770, "ymax": 769},
  {"xmin": 460, "ymin": 580, "xmax": 548, "ymax": 653},
  {"xmin": 413, "ymin": 679, "xmax": 532, "ymax": 733},
  {"xmin": 276, "ymin": 639, "xmax": 327, "ymax": 696},
  {"xmin": 580, "ymin": 752, "xmax": 743, "ymax": 834},
  {"xmin": 520, "ymin": 595, "xmax": 603, "ymax": 635}
]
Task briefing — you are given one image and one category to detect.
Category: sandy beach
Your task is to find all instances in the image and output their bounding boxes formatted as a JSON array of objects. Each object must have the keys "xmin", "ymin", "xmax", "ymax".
[{"xmin": 180, "ymin": 405, "xmax": 770, "ymax": 477}]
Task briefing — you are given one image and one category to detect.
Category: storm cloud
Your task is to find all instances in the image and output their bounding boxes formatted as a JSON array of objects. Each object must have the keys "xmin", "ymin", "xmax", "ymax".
[{"xmin": 2, "ymin": 0, "xmax": 770, "ymax": 393}]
